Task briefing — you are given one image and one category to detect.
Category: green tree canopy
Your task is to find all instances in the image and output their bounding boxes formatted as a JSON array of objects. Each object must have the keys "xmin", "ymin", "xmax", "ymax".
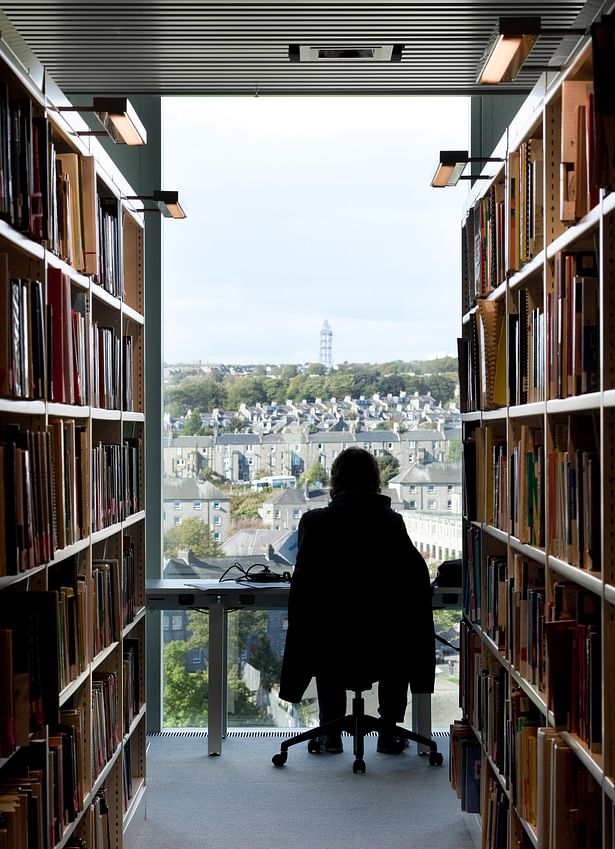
[
  {"xmin": 446, "ymin": 439, "xmax": 462, "ymax": 462},
  {"xmin": 166, "ymin": 376, "xmax": 227, "ymax": 413},
  {"xmin": 164, "ymin": 517, "xmax": 223, "ymax": 559},
  {"xmin": 182, "ymin": 408, "xmax": 204, "ymax": 435},
  {"xmin": 302, "ymin": 460, "xmax": 328, "ymax": 486},
  {"xmin": 376, "ymin": 451, "xmax": 400, "ymax": 484}
]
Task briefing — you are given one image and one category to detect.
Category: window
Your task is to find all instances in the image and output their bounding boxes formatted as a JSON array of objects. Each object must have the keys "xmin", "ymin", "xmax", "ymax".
[
  {"xmin": 447, "ymin": 485, "xmax": 454, "ymax": 493},
  {"xmin": 174, "ymin": 500, "xmax": 182, "ymax": 510},
  {"xmin": 191, "ymin": 649, "xmax": 203, "ymax": 664},
  {"xmin": 171, "ymin": 614, "xmax": 183, "ymax": 631},
  {"xmin": 427, "ymin": 484, "xmax": 435, "ymax": 493},
  {"xmin": 427, "ymin": 499, "xmax": 436, "ymax": 509},
  {"xmin": 447, "ymin": 500, "xmax": 453, "ymax": 510},
  {"xmin": 193, "ymin": 500, "xmax": 201, "ymax": 510},
  {"xmin": 160, "ymin": 95, "xmax": 468, "ymax": 734},
  {"xmin": 174, "ymin": 516, "xmax": 182, "ymax": 525},
  {"xmin": 213, "ymin": 516, "xmax": 221, "ymax": 526}
]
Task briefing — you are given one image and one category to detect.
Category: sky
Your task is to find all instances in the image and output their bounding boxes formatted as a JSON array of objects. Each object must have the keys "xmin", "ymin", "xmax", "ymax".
[{"xmin": 162, "ymin": 96, "xmax": 470, "ymax": 366}]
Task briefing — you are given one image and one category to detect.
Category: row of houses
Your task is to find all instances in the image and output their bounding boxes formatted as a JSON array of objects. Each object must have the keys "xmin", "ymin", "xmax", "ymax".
[
  {"xmin": 163, "ymin": 461, "xmax": 463, "ymax": 561},
  {"xmin": 164, "ymin": 426, "xmax": 461, "ymax": 484}
]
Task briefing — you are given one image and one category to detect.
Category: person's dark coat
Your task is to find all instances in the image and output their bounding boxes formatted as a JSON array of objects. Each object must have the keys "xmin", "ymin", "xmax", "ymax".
[{"xmin": 278, "ymin": 490, "xmax": 435, "ymax": 704}]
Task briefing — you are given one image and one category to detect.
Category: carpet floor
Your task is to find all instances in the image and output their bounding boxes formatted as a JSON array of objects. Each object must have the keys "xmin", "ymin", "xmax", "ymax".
[{"xmin": 129, "ymin": 733, "xmax": 473, "ymax": 849}]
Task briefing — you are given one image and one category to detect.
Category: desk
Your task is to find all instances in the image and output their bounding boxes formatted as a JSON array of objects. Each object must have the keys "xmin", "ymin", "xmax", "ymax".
[{"xmin": 146, "ymin": 579, "xmax": 461, "ymax": 755}]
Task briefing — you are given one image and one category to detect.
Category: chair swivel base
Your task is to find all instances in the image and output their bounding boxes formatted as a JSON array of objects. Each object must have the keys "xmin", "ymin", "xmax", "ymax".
[{"xmin": 272, "ymin": 691, "xmax": 444, "ymax": 773}]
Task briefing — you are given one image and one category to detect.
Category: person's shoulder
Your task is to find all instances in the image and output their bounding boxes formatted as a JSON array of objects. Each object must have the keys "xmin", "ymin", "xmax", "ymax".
[{"xmin": 300, "ymin": 505, "xmax": 330, "ymax": 526}]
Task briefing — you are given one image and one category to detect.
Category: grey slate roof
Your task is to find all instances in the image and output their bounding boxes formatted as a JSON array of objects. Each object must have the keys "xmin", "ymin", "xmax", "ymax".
[
  {"xmin": 221, "ymin": 528, "xmax": 295, "ymax": 556},
  {"xmin": 399, "ymin": 430, "xmax": 445, "ymax": 442},
  {"xmin": 167, "ymin": 552, "xmax": 293, "ymax": 579},
  {"xmin": 216, "ymin": 433, "xmax": 261, "ymax": 445},
  {"xmin": 163, "ymin": 476, "xmax": 229, "ymax": 500},
  {"xmin": 308, "ymin": 432, "xmax": 351, "ymax": 443},
  {"xmin": 264, "ymin": 487, "xmax": 329, "ymax": 507},
  {"xmin": 166, "ymin": 435, "xmax": 214, "ymax": 448},
  {"xmin": 389, "ymin": 462, "xmax": 462, "ymax": 485},
  {"xmin": 356, "ymin": 430, "xmax": 399, "ymax": 443}
]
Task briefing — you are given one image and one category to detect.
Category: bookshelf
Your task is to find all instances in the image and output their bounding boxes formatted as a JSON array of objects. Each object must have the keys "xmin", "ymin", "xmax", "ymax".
[
  {"xmin": 0, "ymin": 34, "xmax": 146, "ymax": 849},
  {"xmin": 454, "ymin": 13, "xmax": 615, "ymax": 849}
]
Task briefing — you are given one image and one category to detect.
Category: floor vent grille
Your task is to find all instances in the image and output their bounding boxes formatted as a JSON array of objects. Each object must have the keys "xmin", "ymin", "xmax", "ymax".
[{"xmin": 149, "ymin": 729, "xmax": 450, "ymax": 740}]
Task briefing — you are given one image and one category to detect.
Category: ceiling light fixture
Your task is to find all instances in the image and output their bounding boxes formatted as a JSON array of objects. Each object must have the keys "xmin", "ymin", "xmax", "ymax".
[
  {"xmin": 431, "ymin": 151, "xmax": 504, "ymax": 188},
  {"xmin": 478, "ymin": 16, "xmax": 585, "ymax": 84},
  {"xmin": 58, "ymin": 96, "xmax": 147, "ymax": 145},
  {"xmin": 125, "ymin": 190, "xmax": 187, "ymax": 219},
  {"xmin": 289, "ymin": 44, "xmax": 403, "ymax": 62}
]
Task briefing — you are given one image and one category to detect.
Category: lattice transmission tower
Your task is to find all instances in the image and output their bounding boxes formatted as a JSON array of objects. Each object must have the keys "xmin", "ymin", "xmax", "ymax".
[{"xmin": 320, "ymin": 319, "xmax": 333, "ymax": 370}]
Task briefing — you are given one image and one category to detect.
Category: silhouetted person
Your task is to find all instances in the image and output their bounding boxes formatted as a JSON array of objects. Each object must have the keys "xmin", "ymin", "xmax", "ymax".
[{"xmin": 279, "ymin": 447, "xmax": 435, "ymax": 754}]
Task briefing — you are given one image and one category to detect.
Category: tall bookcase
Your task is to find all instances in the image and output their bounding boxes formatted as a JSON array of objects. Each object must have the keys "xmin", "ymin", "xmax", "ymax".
[
  {"xmin": 0, "ymin": 34, "xmax": 147, "ymax": 849},
  {"xmin": 454, "ymin": 13, "xmax": 615, "ymax": 849}
]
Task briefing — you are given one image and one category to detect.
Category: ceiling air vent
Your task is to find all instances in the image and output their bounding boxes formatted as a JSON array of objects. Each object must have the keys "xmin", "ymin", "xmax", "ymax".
[{"xmin": 289, "ymin": 44, "xmax": 403, "ymax": 63}]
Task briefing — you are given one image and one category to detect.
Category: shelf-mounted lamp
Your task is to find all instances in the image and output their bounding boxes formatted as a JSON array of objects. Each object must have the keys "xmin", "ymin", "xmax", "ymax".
[
  {"xmin": 57, "ymin": 97, "xmax": 147, "ymax": 146},
  {"xmin": 125, "ymin": 190, "xmax": 187, "ymax": 219},
  {"xmin": 477, "ymin": 16, "xmax": 585, "ymax": 84},
  {"xmin": 431, "ymin": 151, "xmax": 504, "ymax": 188}
]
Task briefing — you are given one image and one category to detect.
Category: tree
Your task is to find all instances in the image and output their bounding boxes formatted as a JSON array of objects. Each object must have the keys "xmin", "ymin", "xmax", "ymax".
[
  {"xmin": 302, "ymin": 460, "xmax": 328, "ymax": 486},
  {"xmin": 226, "ymin": 375, "xmax": 272, "ymax": 409},
  {"xmin": 376, "ymin": 451, "xmax": 400, "ymax": 484},
  {"xmin": 222, "ymin": 416, "xmax": 245, "ymax": 433},
  {"xmin": 162, "ymin": 608, "xmax": 267, "ymax": 726},
  {"xmin": 230, "ymin": 490, "xmax": 270, "ymax": 521},
  {"xmin": 446, "ymin": 439, "xmax": 462, "ymax": 462},
  {"xmin": 165, "ymin": 376, "xmax": 227, "ymax": 414},
  {"xmin": 182, "ymin": 408, "xmax": 204, "ymax": 435},
  {"xmin": 249, "ymin": 633, "xmax": 282, "ymax": 690},
  {"xmin": 164, "ymin": 517, "xmax": 223, "ymax": 558},
  {"xmin": 163, "ymin": 639, "xmax": 209, "ymax": 726}
]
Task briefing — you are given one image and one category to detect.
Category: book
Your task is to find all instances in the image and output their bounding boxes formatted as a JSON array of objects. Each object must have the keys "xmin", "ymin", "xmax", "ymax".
[
  {"xmin": 560, "ymin": 80, "xmax": 594, "ymax": 222},
  {"xmin": 55, "ymin": 153, "xmax": 85, "ymax": 272},
  {"xmin": 476, "ymin": 299, "xmax": 504, "ymax": 410}
]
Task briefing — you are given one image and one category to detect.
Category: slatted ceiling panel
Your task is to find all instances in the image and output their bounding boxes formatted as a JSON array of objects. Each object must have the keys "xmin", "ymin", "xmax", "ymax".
[{"xmin": 0, "ymin": 1, "xmax": 593, "ymax": 95}]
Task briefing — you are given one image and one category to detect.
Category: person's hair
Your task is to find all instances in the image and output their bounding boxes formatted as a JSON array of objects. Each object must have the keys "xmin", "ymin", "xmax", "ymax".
[{"xmin": 329, "ymin": 447, "xmax": 381, "ymax": 498}]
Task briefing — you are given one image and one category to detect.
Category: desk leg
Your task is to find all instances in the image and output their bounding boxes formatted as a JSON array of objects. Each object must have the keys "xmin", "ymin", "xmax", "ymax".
[
  {"xmin": 208, "ymin": 598, "xmax": 226, "ymax": 755},
  {"xmin": 411, "ymin": 692, "xmax": 432, "ymax": 755}
]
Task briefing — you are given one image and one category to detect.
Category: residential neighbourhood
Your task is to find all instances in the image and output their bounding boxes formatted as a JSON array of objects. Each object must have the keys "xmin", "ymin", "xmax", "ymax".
[
  {"xmin": 162, "ymin": 378, "xmax": 463, "ymax": 569},
  {"xmin": 161, "ymin": 362, "xmax": 464, "ymax": 727}
]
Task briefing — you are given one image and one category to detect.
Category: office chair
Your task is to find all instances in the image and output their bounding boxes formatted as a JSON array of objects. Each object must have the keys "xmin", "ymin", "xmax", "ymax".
[{"xmin": 272, "ymin": 677, "xmax": 443, "ymax": 773}]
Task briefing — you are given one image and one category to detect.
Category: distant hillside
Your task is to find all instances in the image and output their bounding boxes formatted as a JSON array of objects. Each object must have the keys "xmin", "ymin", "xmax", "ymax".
[{"xmin": 165, "ymin": 357, "xmax": 459, "ymax": 416}]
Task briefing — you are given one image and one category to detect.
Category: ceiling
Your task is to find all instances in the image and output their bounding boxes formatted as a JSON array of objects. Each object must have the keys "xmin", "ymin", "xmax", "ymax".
[{"xmin": 0, "ymin": 1, "xmax": 605, "ymax": 97}]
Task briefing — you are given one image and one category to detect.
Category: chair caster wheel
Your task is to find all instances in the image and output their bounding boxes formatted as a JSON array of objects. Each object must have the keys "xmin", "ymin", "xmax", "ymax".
[
  {"xmin": 307, "ymin": 739, "xmax": 321, "ymax": 754},
  {"xmin": 429, "ymin": 752, "xmax": 443, "ymax": 766},
  {"xmin": 272, "ymin": 753, "xmax": 287, "ymax": 767},
  {"xmin": 353, "ymin": 759, "xmax": 366, "ymax": 774}
]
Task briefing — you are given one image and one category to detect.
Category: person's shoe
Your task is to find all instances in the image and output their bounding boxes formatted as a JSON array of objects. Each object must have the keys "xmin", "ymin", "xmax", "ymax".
[
  {"xmin": 377, "ymin": 734, "xmax": 410, "ymax": 755},
  {"xmin": 309, "ymin": 733, "xmax": 344, "ymax": 754}
]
